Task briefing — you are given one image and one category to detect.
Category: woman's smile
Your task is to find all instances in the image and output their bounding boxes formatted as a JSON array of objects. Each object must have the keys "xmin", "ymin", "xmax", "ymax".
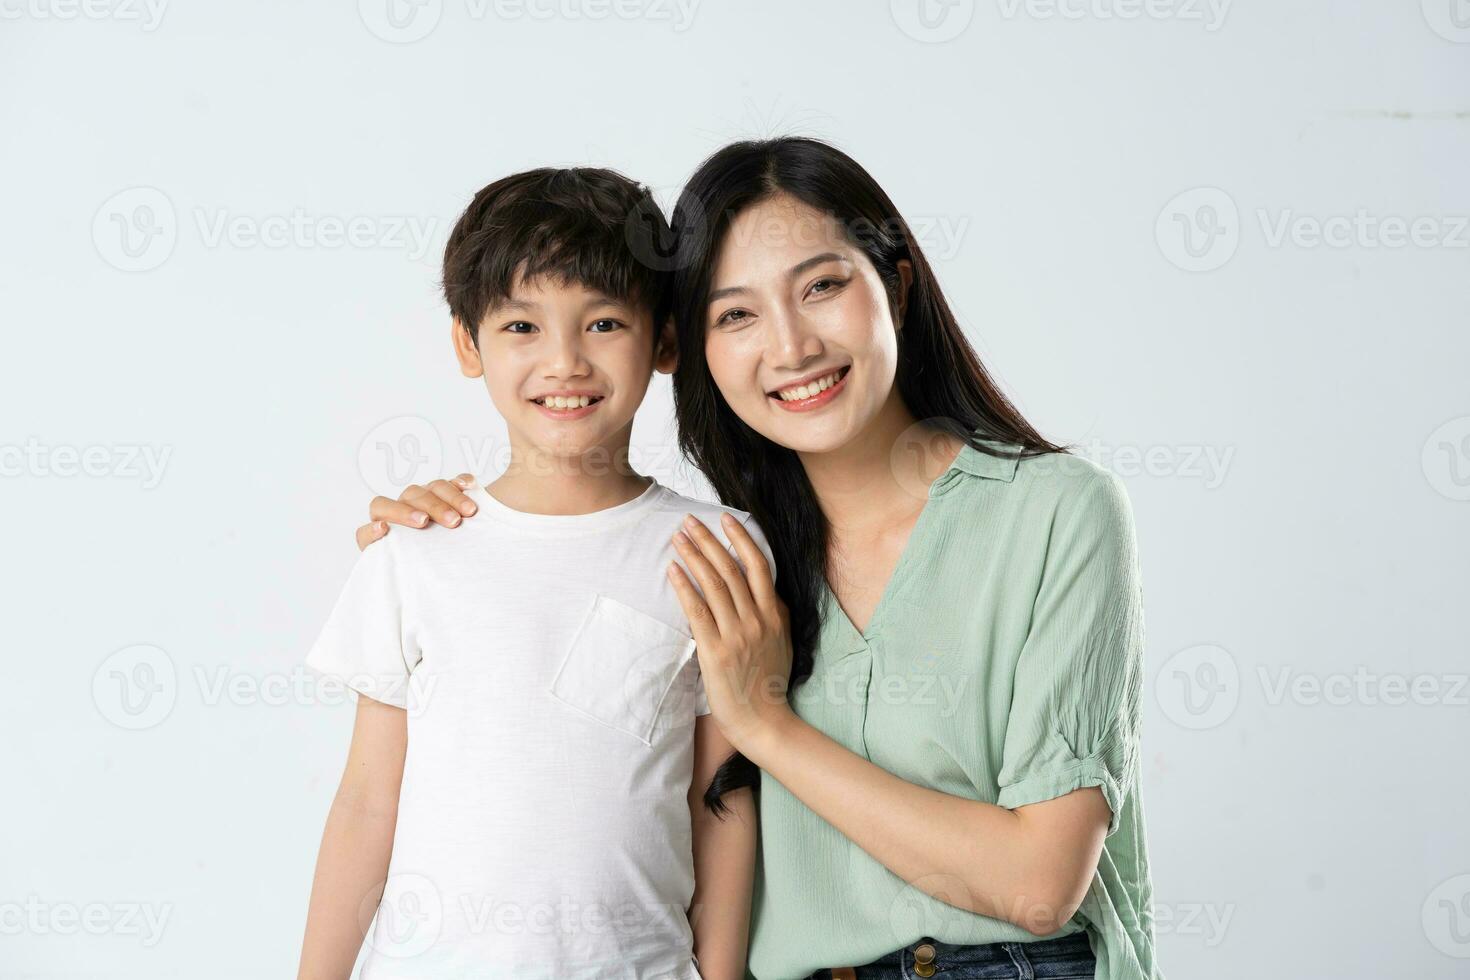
[{"xmin": 767, "ymin": 364, "xmax": 851, "ymax": 412}]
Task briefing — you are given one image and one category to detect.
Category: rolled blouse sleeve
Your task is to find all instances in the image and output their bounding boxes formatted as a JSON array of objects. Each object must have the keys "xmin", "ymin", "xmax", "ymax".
[{"xmin": 996, "ymin": 469, "xmax": 1145, "ymax": 836}]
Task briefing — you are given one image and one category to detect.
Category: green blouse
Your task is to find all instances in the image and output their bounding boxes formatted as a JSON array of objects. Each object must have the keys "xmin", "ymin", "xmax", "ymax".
[{"xmin": 746, "ymin": 440, "xmax": 1159, "ymax": 980}]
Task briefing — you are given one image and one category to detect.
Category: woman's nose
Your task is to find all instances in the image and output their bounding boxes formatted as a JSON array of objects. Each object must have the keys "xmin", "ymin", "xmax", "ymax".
[{"xmin": 765, "ymin": 306, "xmax": 824, "ymax": 368}]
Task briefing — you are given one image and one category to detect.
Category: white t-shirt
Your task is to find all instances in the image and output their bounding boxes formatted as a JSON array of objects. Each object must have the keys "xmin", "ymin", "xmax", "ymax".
[{"xmin": 305, "ymin": 477, "xmax": 774, "ymax": 980}]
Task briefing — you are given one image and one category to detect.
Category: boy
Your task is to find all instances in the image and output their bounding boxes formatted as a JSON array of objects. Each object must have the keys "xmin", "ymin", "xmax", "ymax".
[{"xmin": 297, "ymin": 168, "xmax": 769, "ymax": 980}]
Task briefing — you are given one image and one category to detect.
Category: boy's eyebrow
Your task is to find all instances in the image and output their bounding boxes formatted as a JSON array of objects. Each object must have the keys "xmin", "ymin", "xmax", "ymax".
[
  {"xmin": 706, "ymin": 252, "xmax": 849, "ymax": 305},
  {"xmin": 487, "ymin": 294, "xmax": 632, "ymax": 318},
  {"xmin": 580, "ymin": 294, "xmax": 632, "ymax": 313}
]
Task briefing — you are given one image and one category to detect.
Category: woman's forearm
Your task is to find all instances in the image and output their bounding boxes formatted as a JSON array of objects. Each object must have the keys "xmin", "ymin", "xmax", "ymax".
[
  {"xmin": 297, "ymin": 786, "xmax": 400, "ymax": 980},
  {"xmin": 744, "ymin": 713, "xmax": 1108, "ymax": 935}
]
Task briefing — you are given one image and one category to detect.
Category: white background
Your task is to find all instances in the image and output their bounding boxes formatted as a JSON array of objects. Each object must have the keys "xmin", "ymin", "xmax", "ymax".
[{"xmin": 2, "ymin": 1, "xmax": 1468, "ymax": 977}]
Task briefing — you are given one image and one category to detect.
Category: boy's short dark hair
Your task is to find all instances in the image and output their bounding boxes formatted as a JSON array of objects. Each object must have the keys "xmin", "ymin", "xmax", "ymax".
[{"xmin": 442, "ymin": 167, "xmax": 672, "ymax": 345}]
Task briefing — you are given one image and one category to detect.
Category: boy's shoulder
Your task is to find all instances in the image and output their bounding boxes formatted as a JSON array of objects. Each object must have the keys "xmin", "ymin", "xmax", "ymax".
[
  {"xmin": 650, "ymin": 485, "xmax": 775, "ymax": 572},
  {"xmin": 651, "ymin": 485, "xmax": 756, "ymax": 526},
  {"xmin": 371, "ymin": 482, "xmax": 771, "ymax": 569}
]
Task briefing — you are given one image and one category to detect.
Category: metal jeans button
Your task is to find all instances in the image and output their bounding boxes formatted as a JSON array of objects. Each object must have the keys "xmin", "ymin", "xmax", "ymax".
[{"xmin": 913, "ymin": 941, "xmax": 937, "ymax": 977}]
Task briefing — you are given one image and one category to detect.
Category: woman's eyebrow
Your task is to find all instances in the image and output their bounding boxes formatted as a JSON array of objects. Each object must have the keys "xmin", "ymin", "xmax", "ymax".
[
  {"xmin": 787, "ymin": 252, "xmax": 847, "ymax": 278},
  {"xmin": 707, "ymin": 283, "xmax": 749, "ymax": 304},
  {"xmin": 707, "ymin": 252, "xmax": 850, "ymax": 306}
]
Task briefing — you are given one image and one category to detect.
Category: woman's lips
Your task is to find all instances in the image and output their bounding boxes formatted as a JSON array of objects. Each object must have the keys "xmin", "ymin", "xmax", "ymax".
[{"xmin": 769, "ymin": 366, "xmax": 850, "ymax": 413}]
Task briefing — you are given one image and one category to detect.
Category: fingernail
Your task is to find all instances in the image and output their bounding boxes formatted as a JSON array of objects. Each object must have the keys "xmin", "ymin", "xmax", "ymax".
[
  {"xmin": 463, "ymin": 502, "xmax": 477, "ymax": 515},
  {"xmin": 720, "ymin": 512, "xmax": 735, "ymax": 526},
  {"xmin": 684, "ymin": 514, "xmax": 698, "ymax": 529},
  {"xmin": 672, "ymin": 531, "xmax": 687, "ymax": 546},
  {"xmin": 412, "ymin": 511, "xmax": 428, "ymax": 525},
  {"xmin": 374, "ymin": 521, "xmax": 386, "ymax": 534}
]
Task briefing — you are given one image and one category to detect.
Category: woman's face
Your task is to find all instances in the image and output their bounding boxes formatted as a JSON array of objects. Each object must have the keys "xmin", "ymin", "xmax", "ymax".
[{"xmin": 701, "ymin": 193, "xmax": 906, "ymax": 456}]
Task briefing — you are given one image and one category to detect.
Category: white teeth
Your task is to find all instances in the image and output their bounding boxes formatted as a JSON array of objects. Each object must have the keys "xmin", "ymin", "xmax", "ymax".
[
  {"xmin": 539, "ymin": 395, "xmax": 596, "ymax": 410},
  {"xmin": 778, "ymin": 369, "xmax": 843, "ymax": 401}
]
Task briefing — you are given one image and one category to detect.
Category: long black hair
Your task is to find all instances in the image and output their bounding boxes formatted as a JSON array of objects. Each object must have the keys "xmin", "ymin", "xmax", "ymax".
[{"xmin": 670, "ymin": 137, "xmax": 1065, "ymax": 813}]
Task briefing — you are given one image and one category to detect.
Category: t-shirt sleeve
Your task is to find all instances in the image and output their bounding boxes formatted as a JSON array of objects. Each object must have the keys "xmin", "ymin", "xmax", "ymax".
[
  {"xmin": 995, "ymin": 471, "xmax": 1144, "ymax": 836},
  {"xmin": 736, "ymin": 513, "xmax": 778, "ymax": 589},
  {"xmin": 690, "ymin": 513, "xmax": 779, "ymax": 717},
  {"xmin": 304, "ymin": 538, "xmax": 421, "ymax": 709}
]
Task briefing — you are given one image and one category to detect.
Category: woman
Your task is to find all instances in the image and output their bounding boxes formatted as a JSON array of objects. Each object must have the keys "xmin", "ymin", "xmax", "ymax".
[{"xmin": 358, "ymin": 138, "xmax": 1159, "ymax": 980}]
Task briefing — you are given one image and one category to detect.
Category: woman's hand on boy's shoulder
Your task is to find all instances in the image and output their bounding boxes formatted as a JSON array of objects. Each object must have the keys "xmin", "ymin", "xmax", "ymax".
[{"xmin": 355, "ymin": 474, "xmax": 480, "ymax": 551}]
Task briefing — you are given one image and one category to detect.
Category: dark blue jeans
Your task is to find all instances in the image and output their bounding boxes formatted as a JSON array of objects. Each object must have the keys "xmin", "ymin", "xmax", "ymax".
[{"xmin": 801, "ymin": 931, "xmax": 1096, "ymax": 980}]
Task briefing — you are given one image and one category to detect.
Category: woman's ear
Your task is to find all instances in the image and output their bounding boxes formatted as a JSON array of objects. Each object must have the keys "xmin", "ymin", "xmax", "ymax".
[
  {"xmin": 451, "ymin": 317, "xmax": 484, "ymax": 378},
  {"xmin": 653, "ymin": 316, "xmax": 679, "ymax": 374},
  {"xmin": 895, "ymin": 259, "xmax": 915, "ymax": 330}
]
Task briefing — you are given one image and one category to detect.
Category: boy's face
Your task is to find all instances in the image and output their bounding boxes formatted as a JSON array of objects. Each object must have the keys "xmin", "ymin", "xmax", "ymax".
[{"xmin": 453, "ymin": 274, "xmax": 676, "ymax": 467}]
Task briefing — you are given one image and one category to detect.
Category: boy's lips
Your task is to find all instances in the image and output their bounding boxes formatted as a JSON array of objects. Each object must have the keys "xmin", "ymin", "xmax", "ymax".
[{"xmin": 529, "ymin": 391, "xmax": 605, "ymax": 420}]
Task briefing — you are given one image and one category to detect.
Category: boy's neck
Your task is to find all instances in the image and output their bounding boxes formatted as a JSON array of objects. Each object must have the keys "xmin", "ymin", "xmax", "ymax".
[{"xmin": 485, "ymin": 439, "xmax": 652, "ymax": 517}]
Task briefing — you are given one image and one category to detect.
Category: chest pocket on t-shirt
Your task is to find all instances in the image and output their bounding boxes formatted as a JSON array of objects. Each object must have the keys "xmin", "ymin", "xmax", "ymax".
[{"xmin": 548, "ymin": 594, "xmax": 698, "ymax": 746}]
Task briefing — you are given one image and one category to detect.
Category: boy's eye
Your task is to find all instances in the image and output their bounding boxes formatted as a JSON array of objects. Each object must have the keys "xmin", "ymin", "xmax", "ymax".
[
  {"xmin": 588, "ymin": 318, "xmax": 624, "ymax": 333},
  {"xmin": 503, "ymin": 321, "xmax": 536, "ymax": 334}
]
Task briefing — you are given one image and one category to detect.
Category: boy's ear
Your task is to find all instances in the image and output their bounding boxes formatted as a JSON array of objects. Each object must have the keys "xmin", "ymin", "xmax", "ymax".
[
  {"xmin": 452, "ymin": 317, "xmax": 484, "ymax": 378},
  {"xmin": 653, "ymin": 315, "xmax": 679, "ymax": 375}
]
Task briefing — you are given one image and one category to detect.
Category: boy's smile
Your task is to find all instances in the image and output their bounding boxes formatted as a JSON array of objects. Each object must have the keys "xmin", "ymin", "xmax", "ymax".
[{"xmin": 529, "ymin": 389, "xmax": 606, "ymax": 420}]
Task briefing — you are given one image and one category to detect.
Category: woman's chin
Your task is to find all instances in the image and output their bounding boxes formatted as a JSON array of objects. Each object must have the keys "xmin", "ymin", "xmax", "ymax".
[{"xmin": 753, "ymin": 403, "xmax": 870, "ymax": 457}]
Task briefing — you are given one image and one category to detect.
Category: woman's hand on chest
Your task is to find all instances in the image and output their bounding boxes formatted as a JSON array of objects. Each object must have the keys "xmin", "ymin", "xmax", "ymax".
[{"xmin": 667, "ymin": 512, "xmax": 796, "ymax": 757}]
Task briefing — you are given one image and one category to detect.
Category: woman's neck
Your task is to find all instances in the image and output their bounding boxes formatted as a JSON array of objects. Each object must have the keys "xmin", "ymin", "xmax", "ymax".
[{"xmin": 796, "ymin": 395, "xmax": 964, "ymax": 537}]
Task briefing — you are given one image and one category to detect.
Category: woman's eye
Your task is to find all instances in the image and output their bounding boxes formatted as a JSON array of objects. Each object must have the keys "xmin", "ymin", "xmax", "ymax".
[
  {"xmin": 715, "ymin": 309, "xmax": 752, "ymax": 328},
  {"xmin": 808, "ymin": 277, "xmax": 845, "ymax": 297},
  {"xmin": 589, "ymin": 318, "xmax": 623, "ymax": 333},
  {"xmin": 504, "ymin": 321, "xmax": 536, "ymax": 334}
]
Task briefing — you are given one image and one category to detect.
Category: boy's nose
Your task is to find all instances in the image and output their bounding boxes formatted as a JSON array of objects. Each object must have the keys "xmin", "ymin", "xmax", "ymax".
[{"xmin": 543, "ymin": 341, "xmax": 592, "ymax": 378}]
